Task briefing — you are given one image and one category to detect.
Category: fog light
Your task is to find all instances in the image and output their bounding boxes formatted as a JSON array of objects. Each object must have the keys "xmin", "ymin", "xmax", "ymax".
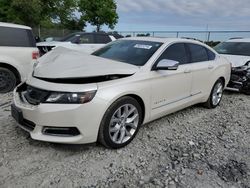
[{"xmin": 42, "ymin": 127, "xmax": 80, "ymax": 137}]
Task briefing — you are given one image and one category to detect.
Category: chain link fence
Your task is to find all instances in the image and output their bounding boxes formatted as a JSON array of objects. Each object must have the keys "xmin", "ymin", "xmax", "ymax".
[
  {"xmin": 118, "ymin": 31, "xmax": 250, "ymax": 42},
  {"xmin": 32, "ymin": 28, "xmax": 250, "ymax": 45}
]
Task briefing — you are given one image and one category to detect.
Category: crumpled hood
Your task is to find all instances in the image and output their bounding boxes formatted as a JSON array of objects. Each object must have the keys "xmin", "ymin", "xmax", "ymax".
[
  {"xmin": 36, "ymin": 41, "xmax": 70, "ymax": 47},
  {"xmin": 34, "ymin": 47, "xmax": 139, "ymax": 79},
  {"xmin": 221, "ymin": 54, "xmax": 250, "ymax": 67}
]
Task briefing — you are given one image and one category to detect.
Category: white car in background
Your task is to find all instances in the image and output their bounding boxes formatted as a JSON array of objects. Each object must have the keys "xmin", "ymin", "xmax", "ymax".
[
  {"xmin": 36, "ymin": 32, "xmax": 119, "ymax": 55},
  {"xmin": 0, "ymin": 22, "xmax": 39, "ymax": 93},
  {"xmin": 214, "ymin": 38, "xmax": 250, "ymax": 94},
  {"xmin": 12, "ymin": 38, "xmax": 231, "ymax": 149}
]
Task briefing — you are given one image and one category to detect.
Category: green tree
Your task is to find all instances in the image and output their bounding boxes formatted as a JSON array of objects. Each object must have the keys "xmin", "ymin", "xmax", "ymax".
[
  {"xmin": 78, "ymin": 0, "xmax": 118, "ymax": 32},
  {"xmin": 10, "ymin": 0, "xmax": 43, "ymax": 27},
  {"xmin": 0, "ymin": 0, "xmax": 85, "ymax": 30},
  {"xmin": 0, "ymin": 0, "xmax": 43, "ymax": 27}
]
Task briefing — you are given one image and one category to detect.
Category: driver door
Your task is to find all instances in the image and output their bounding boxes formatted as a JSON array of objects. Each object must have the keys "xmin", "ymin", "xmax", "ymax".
[{"xmin": 150, "ymin": 43, "xmax": 193, "ymax": 119}]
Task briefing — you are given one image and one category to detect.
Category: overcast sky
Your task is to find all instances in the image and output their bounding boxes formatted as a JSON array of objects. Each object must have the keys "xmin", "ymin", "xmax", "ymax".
[
  {"xmin": 117, "ymin": 0, "xmax": 250, "ymax": 30},
  {"xmin": 86, "ymin": 0, "xmax": 250, "ymax": 32}
]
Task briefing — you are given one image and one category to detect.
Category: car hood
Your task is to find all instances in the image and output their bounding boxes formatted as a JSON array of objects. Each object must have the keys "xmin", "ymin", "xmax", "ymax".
[
  {"xmin": 220, "ymin": 54, "xmax": 250, "ymax": 67},
  {"xmin": 34, "ymin": 47, "xmax": 139, "ymax": 79},
  {"xmin": 36, "ymin": 41, "xmax": 71, "ymax": 47}
]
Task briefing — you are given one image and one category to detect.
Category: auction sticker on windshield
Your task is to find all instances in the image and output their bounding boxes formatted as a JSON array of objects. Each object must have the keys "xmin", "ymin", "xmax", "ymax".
[{"xmin": 134, "ymin": 44, "xmax": 152, "ymax": 49}]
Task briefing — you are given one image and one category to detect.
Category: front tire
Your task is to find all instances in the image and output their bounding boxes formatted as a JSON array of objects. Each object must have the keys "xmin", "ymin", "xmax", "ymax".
[
  {"xmin": 204, "ymin": 79, "xmax": 224, "ymax": 109},
  {"xmin": 0, "ymin": 67, "xmax": 17, "ymax": 93},
  {"xmin": 98, "ymin": 96, "xmax": 143, "ymax": 149}
]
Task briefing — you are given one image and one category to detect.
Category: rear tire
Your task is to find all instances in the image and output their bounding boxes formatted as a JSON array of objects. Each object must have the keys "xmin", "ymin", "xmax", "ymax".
[
  {"xmin": 98, "ymin": 96, "xmax": 143, "ymax": 149},
  {"xmin": 0, "ymin": 67, "xmax": 17, "ymax": 93},
  {"xmin": 204, "ymin": 79, "xmax": 224, "ymax": 109}
]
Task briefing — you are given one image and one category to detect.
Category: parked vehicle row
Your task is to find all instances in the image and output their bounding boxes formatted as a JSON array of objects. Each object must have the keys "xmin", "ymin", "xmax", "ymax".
[
  {"xmin": 11, "ymin": 37, "xmax": 231, "ymax": 148},
  {"xmin": 36, "ymin": 32, "xmax": 119, "ymax": 55}
]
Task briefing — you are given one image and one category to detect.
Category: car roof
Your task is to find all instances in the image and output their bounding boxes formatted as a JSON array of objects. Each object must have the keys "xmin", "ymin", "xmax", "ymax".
[
  {"xmin": 0, "ymin": 22, "xmax": 31, "ymax": 30},
  {"xmin": 226, "ymin": 38, "xmax": 250, "ymax": 43},
  {"xmin": 120, "ymin": 37, "xmax": 204, "ymax": 44}
]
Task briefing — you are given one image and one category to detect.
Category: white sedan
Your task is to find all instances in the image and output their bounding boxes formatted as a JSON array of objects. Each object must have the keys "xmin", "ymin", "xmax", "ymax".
[{"xmin": 11, "ymin": 37, "xmax": 231, "ymax": 148}]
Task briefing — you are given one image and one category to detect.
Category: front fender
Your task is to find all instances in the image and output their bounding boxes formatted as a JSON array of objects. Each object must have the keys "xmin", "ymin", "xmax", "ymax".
[{"xmin": 97, "ymin": 80, "xmax": 151, "ymax": 124}]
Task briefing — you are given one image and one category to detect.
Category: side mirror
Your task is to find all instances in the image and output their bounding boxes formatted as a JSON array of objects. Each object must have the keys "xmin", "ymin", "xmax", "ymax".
[{"xmin": 154, "ymin": 59, "xmax": 179, "ymax": 70}]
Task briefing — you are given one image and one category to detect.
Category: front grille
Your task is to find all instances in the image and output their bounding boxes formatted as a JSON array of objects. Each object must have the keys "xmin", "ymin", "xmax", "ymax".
[{"xmin": 18, "ymin": 84, "xmax": 50, "ymax": 105}]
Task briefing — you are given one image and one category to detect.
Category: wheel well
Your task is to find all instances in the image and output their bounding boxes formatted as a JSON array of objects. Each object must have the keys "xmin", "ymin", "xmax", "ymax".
[
  {"xmin": 219, "ymin": 77, "xmax": 226, "ymax": 87},
  {"xmin": 0, "ymin": 63, "xmax": 21, "ymax": 84},
  {"xmin": 125, "ymin": 94, "xmax": 145, "ymax": 123}
]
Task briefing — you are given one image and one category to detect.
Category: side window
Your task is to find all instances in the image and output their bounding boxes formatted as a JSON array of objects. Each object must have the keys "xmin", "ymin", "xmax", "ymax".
[
  {"xmin": 187, "ymin": 43, "xmax": 209, "ymax": 63},
  {"xmin": 95, "ymin": 34, "xmax": 112, "ymax": 44},
  {"xmin": 79, "ymin": 34, "xmax": 94, "ymax": 44},
  {"xmin": 157, "ymin": 43, "xmax": 188, "ymax": 65},
  {"xmin": 207, "ymin": 49, "xmax": 216, "ymax": 60},
  {"xmin": 0, "ymin": 26, "xmax": 36, "ymax": 47}
]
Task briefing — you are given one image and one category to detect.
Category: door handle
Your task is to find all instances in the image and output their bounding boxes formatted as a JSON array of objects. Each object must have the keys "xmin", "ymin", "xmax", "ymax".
[
  {"xmin": 184, "ymin": 69, "xmax": 191, "ymax": 73},
  {"xmin": 208, "ymin": 65, "xmax": 214, "ymax": 69}
]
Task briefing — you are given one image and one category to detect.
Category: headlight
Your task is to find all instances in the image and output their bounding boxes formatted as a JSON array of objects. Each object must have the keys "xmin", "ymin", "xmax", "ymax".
[{"xmin": 45, "ymin": 91, "xmax": 96, "ymax": 104}]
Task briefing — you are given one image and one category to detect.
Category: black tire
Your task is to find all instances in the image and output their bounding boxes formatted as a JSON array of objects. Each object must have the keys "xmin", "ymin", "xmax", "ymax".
[
  {"xmin": 204, "ymin": 79, "xmax": 224, "ymax": 109},
  {"xmin": 0, "ymin": 67, "xmax": 17, "ymax": 93},
  {"xmin": 98, "ymin": 96, "xmax": 143, "ymax": 149}
]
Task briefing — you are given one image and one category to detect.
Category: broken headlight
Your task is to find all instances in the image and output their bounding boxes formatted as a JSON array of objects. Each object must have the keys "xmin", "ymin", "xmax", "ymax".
[{"xmin": 45, "ymin": 91, "xmax": 96, "ymax": 104}]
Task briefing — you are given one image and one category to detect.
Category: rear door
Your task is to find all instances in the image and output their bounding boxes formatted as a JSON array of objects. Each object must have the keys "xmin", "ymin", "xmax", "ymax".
[{"xmin": 186, "ymin": 43, "xmax": 215, "ymax": 95}]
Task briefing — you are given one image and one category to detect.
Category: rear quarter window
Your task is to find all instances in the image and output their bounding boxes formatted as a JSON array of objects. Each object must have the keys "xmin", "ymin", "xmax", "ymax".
[{"xmin": 0, "ymin": 26, "xmax": 36, "ymax": 47}]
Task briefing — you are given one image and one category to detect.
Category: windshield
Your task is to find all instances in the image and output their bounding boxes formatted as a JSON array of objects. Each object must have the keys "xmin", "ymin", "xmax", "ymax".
[
  {"xmin": 214, "ymin": 42, "xmax": 250, "ymax": 56},
  {"xmin": 92, "ymin": 40, "xmax": 163, "ymax": 66}
]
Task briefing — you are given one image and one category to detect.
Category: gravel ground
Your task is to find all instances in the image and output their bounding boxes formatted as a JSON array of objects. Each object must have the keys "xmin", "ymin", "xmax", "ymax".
[{"xmin": 0, "ymin": 91, "xmax": 249, "ymax": 188}]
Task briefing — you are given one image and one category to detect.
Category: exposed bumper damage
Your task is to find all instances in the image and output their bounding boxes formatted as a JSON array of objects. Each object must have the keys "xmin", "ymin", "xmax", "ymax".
[{"xmin": 227, "ymin": 63, "xmax": 250, "ymax": 95}]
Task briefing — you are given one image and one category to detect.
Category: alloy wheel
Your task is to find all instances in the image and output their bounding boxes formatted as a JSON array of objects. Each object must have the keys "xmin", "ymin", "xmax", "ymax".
[
  {"xmin": 109, "ymin": 104, "xmax": 139, "ymax": 144},
  {"xmin": 212, "ymin": 82, "xmax": 223, "ymax": 106}
]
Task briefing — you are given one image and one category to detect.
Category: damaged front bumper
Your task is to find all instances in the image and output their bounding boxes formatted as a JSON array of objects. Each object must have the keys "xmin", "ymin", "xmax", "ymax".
[
  {"xmin": 226, "ymin": 65, "xmax": 250, "ymax": 94},
  {"xmin": 11, "ymin": 82, "xmax": 109, "ymax": 144}
]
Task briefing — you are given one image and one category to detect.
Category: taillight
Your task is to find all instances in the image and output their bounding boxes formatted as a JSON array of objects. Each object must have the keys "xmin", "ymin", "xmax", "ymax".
[{"xmin": 32, "ymin": 51, "xmax": 40, "ymax": 60}]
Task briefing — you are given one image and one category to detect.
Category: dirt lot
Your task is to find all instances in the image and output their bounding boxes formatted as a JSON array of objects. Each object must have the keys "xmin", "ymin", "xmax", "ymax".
[{"xmin": 0, "ymin": 91, "xmax": 249, "ymax": 188}]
